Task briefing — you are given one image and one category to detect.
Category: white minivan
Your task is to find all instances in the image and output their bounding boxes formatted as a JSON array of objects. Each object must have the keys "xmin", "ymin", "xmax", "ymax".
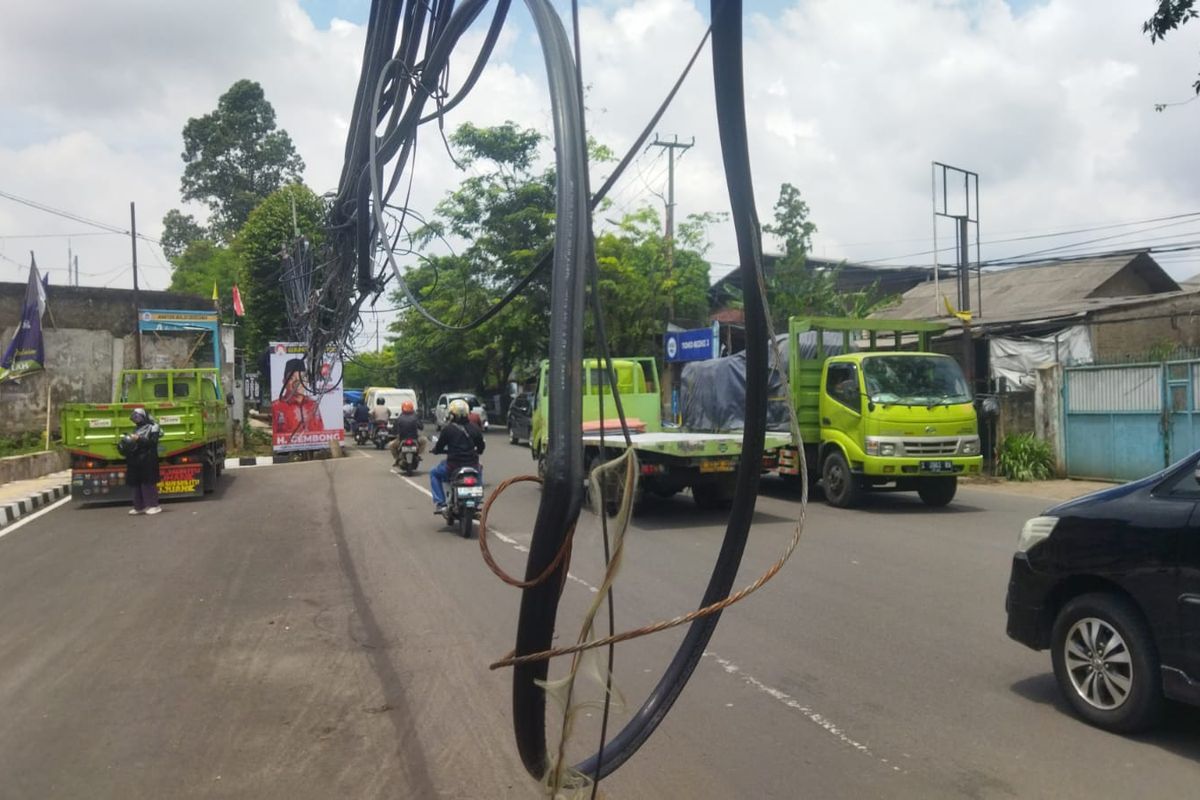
[
  {"xmin": 435, "ymin": 392, "xmax": 489, "ymax": 431},
  {"xmin": 363, "ymin": 387, "xmax": 418, "ymax": 419}
]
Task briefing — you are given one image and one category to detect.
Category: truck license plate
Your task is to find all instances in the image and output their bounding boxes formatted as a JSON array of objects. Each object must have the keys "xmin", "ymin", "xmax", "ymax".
[
  {"xmin": 699, "ymin": 459, "xmax": 735, "ymax": 473},
  {"xmin": 920, "ymin": 460, "xmax": 955, "ymax": 473}
]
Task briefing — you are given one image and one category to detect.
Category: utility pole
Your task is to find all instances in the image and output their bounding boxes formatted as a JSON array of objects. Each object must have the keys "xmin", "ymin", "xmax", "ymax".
[
  {"xmin": 73, "ymin": 255, "xmax": 78, "ymax": 287},
  {"xmin": 130, "ymin": 201, "xmax": 143, "ymax": 369},
  {"xmin": 650, "ymin": 134, "xmax": 694, "ymax": 423},
  {"xmin": 650, "ymin": 134, "xmax": 695, "ymax": 321}
]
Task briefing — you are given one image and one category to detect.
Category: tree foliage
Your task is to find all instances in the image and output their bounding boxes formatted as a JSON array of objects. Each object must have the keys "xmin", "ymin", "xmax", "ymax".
[
  {"xmin": 161, "ymin": 209, "xmax": 208, "ymax": 262},
  {"xmin": 176, "ymin": 80, "xmax": 305, "ymax": 242},
  {"xmin": 759, "ymin": 182, "xmax": 884, "ymax": 326},
  {"xmin": 343, "ymin": 349, "xmax": 398, "ymax": 389},
  {"xmin": 233, "ymin": 183, "xmax": 324, "ymax": 358},
  {"xmin": 1144, "ymin": 0, "xmax": 1200, "ymax": 99},
  {"xmin": 387, "ymin": 122, "xmax": 715, "ymax": 396},
  {"xmin": 167, "ymin": 240, "xmax": 240, "ymax": 315}
]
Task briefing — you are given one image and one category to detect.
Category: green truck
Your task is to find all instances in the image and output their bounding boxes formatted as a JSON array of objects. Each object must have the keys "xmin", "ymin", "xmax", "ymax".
[
  {"xmin": 61, "ymin": 369, "xmax": 229, "ymax": 503},
  {"xmin": 775, "ymin": 316, "xmax": 982, "ymax": 508},
  {"xmin": 530, "ymin": 357, "xmax": 790, "ymax": 512}
]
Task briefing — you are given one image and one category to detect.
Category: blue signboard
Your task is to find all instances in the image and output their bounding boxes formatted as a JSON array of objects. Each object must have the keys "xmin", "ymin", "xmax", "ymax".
[{"xmin": 664, "ymin": 323, "xmax": 720, "ymax": 363}]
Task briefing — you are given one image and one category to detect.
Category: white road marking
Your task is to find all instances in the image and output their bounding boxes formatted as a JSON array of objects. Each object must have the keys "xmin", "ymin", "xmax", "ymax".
[
  {"xmin": 0, "ymin": 495, "xmax": 71, "ymax": 539},
  {"xmin": 394, "ymin": 471, "xmax": 889, "ymax": 769},
  {"xmin": 398, "ymin": 474, "xmax": 597, "ymax": 593}
]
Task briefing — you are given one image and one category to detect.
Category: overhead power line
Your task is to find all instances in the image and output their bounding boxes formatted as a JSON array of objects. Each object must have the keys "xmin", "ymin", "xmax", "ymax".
[{"xmin": 0, "ymin": 188, "xmax": 162, "ymax": 245}]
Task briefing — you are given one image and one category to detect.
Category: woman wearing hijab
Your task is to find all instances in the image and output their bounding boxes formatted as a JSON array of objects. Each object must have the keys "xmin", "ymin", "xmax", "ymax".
[{"xmin": 120, "ymin": 407, "xmax": 163, "ymax": 515}]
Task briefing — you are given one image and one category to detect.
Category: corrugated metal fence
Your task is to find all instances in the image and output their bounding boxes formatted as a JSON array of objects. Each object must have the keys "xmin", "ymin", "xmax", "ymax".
[{"xmin": 1064, "ymin": 360, "xmax": 1200, "ymax": 480}]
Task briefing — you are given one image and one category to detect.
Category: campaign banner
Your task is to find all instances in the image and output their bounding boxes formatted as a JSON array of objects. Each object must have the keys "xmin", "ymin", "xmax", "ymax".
[
  {"xmin": 268, "ymin": 342, "xmax": 345, "ymax": 453},
  {"xmin": 0, "ymin": 259, "xmax": 47, "ymax": 382}
]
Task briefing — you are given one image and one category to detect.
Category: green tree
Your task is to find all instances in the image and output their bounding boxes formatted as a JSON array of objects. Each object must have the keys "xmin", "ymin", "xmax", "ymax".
[
  {"xmin": 760, "ymin": 182, "xmax": 884, "ymax": 326},
  {"xmin": 234, "ymin": 184, "xmax": 324, "ymax": 358},
  {"xmin": 1144, "ymin": 0, "xmax": 1199, "ymax": 98},
  {"xmin": 167, "ymin": 240, "xmax": 241, "ymax": 316},
  {"xmin": 392, "ymin": 122, "xmax": 557, "ymax": 394},
  {"xmin": 161, "ymin": 209, "xmax": 209, "ymax": 262},
  {"xmin": 592, "ymin": 207, "xmax": 712, "ymax": 354},
  {"xmin": 174, "ymin": 79, "xmax": 305, "ymax": 242},
  {"xmin": 387, "ymin": 122, "xmax": 717, "ymax": 396},
  {"xmin": 343, "ymin": 349, "xmax": 398, "ymax": 389}
]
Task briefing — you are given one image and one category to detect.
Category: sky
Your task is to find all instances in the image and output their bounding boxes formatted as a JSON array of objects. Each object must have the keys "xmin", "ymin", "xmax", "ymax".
[{"xmin": 2, "ymin": 0, "xmax": 1199, "ymax": 351}]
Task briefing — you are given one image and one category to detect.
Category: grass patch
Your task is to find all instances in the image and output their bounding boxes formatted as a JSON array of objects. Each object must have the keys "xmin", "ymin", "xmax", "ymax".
[
  {"xmin": 231, "ymin": 425, "xmax": 274, "ymax": 458},
  {"xmin": 0, "ymin": 431, "xmax": 56, "ymax": 458},
  {"xmin": 997, "ymin": 433, "xmax": 1054, "ymax": 482}
]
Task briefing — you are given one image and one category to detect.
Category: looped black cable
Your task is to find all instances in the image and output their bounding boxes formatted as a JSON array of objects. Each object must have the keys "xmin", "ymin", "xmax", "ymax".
[{"xmin": 511, "ymin": 0, "xmax": 769, "ymax": 782}]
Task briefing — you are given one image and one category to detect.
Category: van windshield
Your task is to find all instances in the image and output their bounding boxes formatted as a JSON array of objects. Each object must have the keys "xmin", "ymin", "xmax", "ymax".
[{"xmin": 862, "ymin": 356, "xmax": 971, "ymax": 406}]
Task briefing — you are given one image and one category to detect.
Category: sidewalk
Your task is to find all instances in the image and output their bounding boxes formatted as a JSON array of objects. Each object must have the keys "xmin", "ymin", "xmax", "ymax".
[
  {"xmin": 960, "ymin": 476, "xmax": 1118, "ymax": 502},
  {"xmin": 0, "ymin": 469, "xmax": 72, "ymax": 531}
]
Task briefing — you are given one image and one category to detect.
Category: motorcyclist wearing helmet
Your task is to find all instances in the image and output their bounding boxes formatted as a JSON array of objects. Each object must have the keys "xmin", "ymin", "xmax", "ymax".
[
  {"xmin": 430, "ymin": 397, "xmax": 485, "ymax": 513},
  {"xmin": 369, "ymin": 396, "xmax": 391, "ymax": 437},
  {"xmin": 388, "ymin": 399, "xmax": 425, "ymax": 467}
]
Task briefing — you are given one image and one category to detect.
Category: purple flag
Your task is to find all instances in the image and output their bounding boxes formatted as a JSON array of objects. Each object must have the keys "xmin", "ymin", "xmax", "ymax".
[{"xmin": 0, "ymin": 255, "xmax": 47, "ymax": 382}]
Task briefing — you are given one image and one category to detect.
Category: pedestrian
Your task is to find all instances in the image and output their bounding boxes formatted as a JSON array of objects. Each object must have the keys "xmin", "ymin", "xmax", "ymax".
[{"xmin": 120, "ymin": 407, "xmax": 163, "ymax": 516}]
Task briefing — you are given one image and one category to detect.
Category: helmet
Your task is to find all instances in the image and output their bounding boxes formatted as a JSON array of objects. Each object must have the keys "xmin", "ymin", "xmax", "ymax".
[
  {"xmin": 376, "ymin": 397, "xmax": 386, "ymax": 405},
  {"xmin": 129, "ymin": 407, "xmax": 148, "ymax": 423},
  {"xmin": 448, "ymin": 398, "xmax": 470, "ymax": 421},
  {"xmin": 401, "ymin": 400, "xmax": 415, "ymax": 414}
]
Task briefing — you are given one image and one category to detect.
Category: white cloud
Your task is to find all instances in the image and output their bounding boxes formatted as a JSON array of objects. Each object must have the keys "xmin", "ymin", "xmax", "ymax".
[{"xmin": 2, "ymin": 0, "xmax": 1199, "ymax": 317}]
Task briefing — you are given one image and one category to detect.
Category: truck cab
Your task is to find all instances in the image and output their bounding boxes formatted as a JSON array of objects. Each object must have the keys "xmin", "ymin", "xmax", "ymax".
[{"xmin": 785, "ymin": 317, "xmax": 983, "ymax": 508}]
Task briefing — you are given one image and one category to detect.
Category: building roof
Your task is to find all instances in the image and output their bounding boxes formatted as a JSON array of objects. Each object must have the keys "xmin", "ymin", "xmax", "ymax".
[
  {"xmin": 877, "ymin": 252, "xmax": 1180, "ymax": 325},
  {"xmin": 709, "ymin": 255, "xmax": 941, "ymax": 308}
]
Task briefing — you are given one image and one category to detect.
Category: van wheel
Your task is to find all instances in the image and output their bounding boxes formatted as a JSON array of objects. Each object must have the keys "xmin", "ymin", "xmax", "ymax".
[
  {"xmin": 821, "ymin": 451, "xmax": 861, "ymax": 508},
  {"xmin": 1050, "ymin": 593, "xmax": 1163, "ymax": 733},
  {"xmin": 917, "ymin": 476, "xmax": 957, "ymax": 507}
]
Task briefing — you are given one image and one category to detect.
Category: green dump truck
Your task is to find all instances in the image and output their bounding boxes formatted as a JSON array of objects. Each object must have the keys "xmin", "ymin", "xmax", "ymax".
[
  {"xmin": 61, "ymin": 369, "xmax": 228, "ymax": 503},
  {"xmin": 775, "ymin": 316, "xmax": 982, "ymax": 508},
  {"xmin": 530, "ymin": 357, "xmax": 789, "ymax": 512}
]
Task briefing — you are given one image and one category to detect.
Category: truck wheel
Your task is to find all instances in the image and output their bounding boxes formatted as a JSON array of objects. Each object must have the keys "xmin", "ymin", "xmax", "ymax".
[
  {"xmin": 822, "ymin": 451, "xmax": 861, "ymax": 508},
  {"xmin": 917, "ymin": 476, "xmax": 957, "ymax": 507},
  {"xmin": 202, "ymin": 461, "xmax": 216, "ymax": 494},
  {"xmin": 1050, "ymin": 593, "xmax": 1163, "ymax": 733}
]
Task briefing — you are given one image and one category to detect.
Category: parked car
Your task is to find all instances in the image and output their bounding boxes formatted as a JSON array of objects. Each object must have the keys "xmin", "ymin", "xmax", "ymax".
[
  {"xmin": 506, "ymin": 392, "xmax": 534, "ymax": 445},
  {"xmin": 435, "ymin": 392, "xmax": 489, "ymax": 431},
  {"xmin": 1005, "ymin": 449, "xmax": 1200, "ymax": 733}
]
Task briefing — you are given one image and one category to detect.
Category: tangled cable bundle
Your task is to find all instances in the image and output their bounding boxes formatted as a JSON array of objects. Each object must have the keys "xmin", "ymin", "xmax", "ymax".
[{"xmin": 322, "ymin": 0, "xmax": 809, "ymax": 795}]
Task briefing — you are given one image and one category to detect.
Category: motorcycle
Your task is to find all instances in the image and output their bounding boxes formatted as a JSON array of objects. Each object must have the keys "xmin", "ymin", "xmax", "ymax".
[
  {"xmin": 442, "ymin": 465, "xmax": 484, "ymax": 538},
  {"xmin": 372, "ymin": 421, "xmax": 392, "ymax": 450},
  {"xmin": 353, "ymin": 422, "xmax": 370, "ymax": 446},
  {"xmin": 397, "ymin": 438, "xmax": 421, "ymax": 475}
]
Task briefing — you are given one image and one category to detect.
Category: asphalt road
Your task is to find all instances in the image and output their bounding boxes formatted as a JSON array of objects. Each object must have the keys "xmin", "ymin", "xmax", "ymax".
[{"xmin": 2, "ymin": 431, "xmax": 1199, "ymax": 798}]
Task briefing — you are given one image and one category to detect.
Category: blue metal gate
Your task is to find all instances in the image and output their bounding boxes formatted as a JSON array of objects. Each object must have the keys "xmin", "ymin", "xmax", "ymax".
[{"xmin": 1064, "ymin": 360, "xmax": 1200, "ymax": 481}]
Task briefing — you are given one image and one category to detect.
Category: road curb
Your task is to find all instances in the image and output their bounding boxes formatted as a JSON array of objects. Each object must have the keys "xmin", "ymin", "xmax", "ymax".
[
  {"xmin": 225, "ymin": 457, "xmax": 274, "ymax": 469},
  {"xmin": 0, "ymin": 481, "xmax": 72, "ymax": 530}
]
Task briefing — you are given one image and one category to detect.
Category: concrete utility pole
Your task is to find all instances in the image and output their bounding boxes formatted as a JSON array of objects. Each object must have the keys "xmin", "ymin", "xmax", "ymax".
[
  {"xmin": 650, "ymin": 134, "xmax": 695, "ymax": 321},
  {"xmin": 650, "ymin": 134, "xmax": 694, "ymax": 423},
  {"xmin": 130, "ymin": 201, "xmax": 143, "ymax": 370}
]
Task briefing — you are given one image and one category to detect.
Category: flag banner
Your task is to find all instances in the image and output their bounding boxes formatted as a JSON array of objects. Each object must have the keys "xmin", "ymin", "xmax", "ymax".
[
  {"xmin": 0, "ymin": 257, "xmax": 47, "ymax": 382},
  {"xmin": 232, "ymin": 284, "xmax": 245, "ymax": 318}
]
